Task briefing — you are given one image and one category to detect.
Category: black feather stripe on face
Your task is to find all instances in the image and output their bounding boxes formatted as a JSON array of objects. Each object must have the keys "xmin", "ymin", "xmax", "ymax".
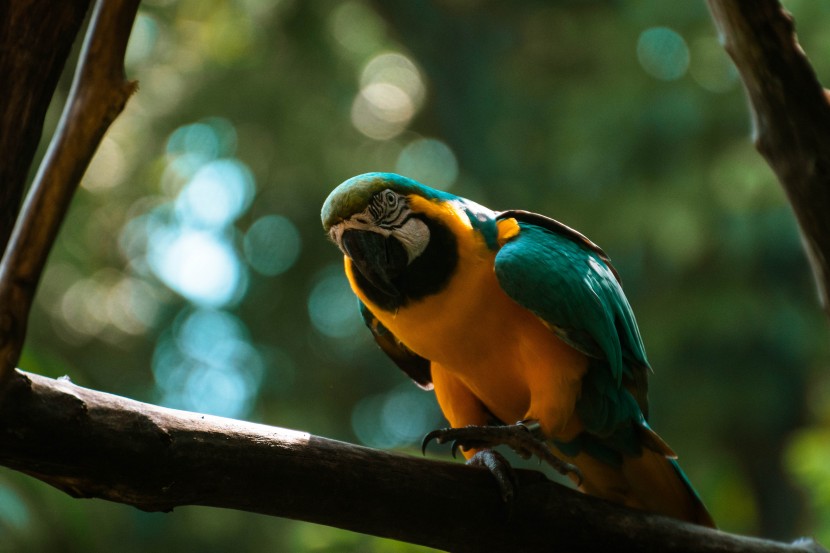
[{"xmin": 353, "ymin": 215, "xmax": 458, "ymax": 312}]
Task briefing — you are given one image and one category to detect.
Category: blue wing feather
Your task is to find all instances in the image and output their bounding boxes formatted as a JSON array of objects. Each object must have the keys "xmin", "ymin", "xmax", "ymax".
[{"xmin": 494, "ymin": 215, "xmax": 650, "ymax": 443}]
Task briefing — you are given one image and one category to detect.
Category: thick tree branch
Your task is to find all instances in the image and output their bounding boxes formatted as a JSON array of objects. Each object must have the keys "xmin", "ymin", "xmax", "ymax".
[
  {"xmin": 0, "ymin": 0, "xmax": 91, "ymax": 254},
  {"xmin": 706, "ymin": 0, "xmax": 830, "ymax": 318},
  {"xmin": 0, "ymin": 0, "xmax": 139, "ymax": 386},
  {"xmin": 0, "ymin": 369, "xmax": 823, "ymax": 553}
]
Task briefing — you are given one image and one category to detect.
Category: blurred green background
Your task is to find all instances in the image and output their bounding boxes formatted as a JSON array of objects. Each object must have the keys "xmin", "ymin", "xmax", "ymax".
[{"xmin": 3, "ymin": 0, "xmax": 830, "ymax": 551}]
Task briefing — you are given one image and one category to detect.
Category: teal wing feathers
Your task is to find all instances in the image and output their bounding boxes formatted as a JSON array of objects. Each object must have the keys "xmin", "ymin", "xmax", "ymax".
[
  {"xmin": 358, "ymin": 300, "xmax": 433, "ymax": 390},
  {"xmin": 493, "ymin": 211, "xmax": 651, "ymax": 448}
]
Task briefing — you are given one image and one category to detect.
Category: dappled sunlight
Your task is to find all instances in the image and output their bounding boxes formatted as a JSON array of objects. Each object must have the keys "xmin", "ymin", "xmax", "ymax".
[
  {"xmin": 125, "ymin": 12, "xmax": 159, "ymax": 69},
  {"xmin": 139, "ymin": 120, "xmax": 254, "ymax": 308},
  {"xmin": 106, "ymin": 277, "xmax": 160, "ymax": 335},
  {"xmin": 308, "ymin": 265, "xmax": 363, "ymax": 339},
  {"xmin": 351, "ymin": 384, "xmax": 443, "ymax": 450},
  {"xmin": 153, "ymin": 308, "xmax": 265, "ymax": 419},
  {"xmin": 116, "ymin": 118, "xmax": 299, "ymax": 418},
  {"xmin": 351, "ymin": 51, "xmax": 426, "ymax": 140},
  {"xmin": 148, "ymin": 228, "xmax": 247, "ymax": 308},
  {"xmin": 182, "ymin": 411, "xmax": 312, "ymax": 446},
  {"xmin": 0, "ymin": 485, "xmax": 29, "ymax": 531},
  {"xmin": 689, "ymin": 36, "xmax": 739, "ymax": 93},
  {"xmin": 138, "ymin": 118, "xmax": 282, "ymax": 418},
  {"xmin": 55, "ymin": 269, "xmax": 161, "ymax": 343},
  {"xmin": 637, "ymin": 27, "xmax": 690, "ymax": 81},
  {"xmin": 361, "ymin": 52, "xmax": 425, "ymax": 109},
  {"xmin": 243, "ymin": 215, "xmax": 301, "ymax": 276},
  {"xmin": 167, "ymin": 119, "xmax": 237, "ymax": 165},
  {"xmin": 327, "ymin": 1, "xmax": 387, "ymax": 59},
  {"xmin": 81, "ymin": 136, "xmax": 129, "ymax": 193},
  {"xmin": 351, "ymin": 82, "xmax": 415, "ymax": 140},
  {"xmin": 395, "ymin": 138, "xmax": 458, "ymax": 190}
]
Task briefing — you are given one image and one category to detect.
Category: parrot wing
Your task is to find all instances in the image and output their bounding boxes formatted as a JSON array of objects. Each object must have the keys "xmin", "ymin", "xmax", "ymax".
[
  {"xmin": 358, "ymin": 299, "xmax": 433, "ymax": 390},
  {"xmin": 494, "ymin": 211, "xmax": 650, "ymax": 437}
]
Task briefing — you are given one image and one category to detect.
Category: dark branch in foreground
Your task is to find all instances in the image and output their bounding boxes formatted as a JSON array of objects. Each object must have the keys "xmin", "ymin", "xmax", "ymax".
[
  {"xmin": 706, "ymin": 0, "xmax": 830, "ymax": 317},
  {"xmin": 0, "ymin": 0, "xmax": 139, "ymax": 385},
  {"xmin": 0, "ymin": 0, "xmax": 91, "ymax": 253},
  {"xmin": 0, "ymin": 369, "xmax": 823, "ymax": 553}
]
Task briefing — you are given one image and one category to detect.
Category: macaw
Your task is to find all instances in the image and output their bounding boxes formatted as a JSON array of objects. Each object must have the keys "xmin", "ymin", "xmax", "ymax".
[{"xmin": 321, "ymin": 172, "xmax": 714, "ymax": 527}]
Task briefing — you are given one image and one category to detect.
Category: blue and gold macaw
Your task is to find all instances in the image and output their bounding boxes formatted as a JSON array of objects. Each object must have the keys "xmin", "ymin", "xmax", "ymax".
[{"xmin": 321, "ymin": 172, "xmax": 714, "ymax": 527}]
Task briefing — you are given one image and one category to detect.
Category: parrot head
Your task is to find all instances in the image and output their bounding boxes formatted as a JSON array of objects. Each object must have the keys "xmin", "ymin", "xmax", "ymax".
[{"xmin": 322, "ymin": 172, "xmax": 495, "ymax": 310}]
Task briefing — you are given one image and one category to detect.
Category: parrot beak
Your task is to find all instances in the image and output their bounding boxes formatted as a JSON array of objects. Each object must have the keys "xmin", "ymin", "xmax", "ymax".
[{"xmin": 340, "ymin": 229, "xmax": 408, "ymax": 298}]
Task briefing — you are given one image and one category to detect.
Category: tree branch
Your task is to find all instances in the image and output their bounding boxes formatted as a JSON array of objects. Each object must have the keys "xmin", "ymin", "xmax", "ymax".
[
  {"xmin": 0, "ymin": 0, "xmax": 91, "ymax": 254},
  {"xmin": 0, "ymin": 369, "xmax": 823, "ymax": 553},
  {"xmin": 0, "ymin": 0, "xmax": 140, "ymax": 386},
  {"xmin": 706, "ymin": 0, "xmax": 830, "ymax": 318}
]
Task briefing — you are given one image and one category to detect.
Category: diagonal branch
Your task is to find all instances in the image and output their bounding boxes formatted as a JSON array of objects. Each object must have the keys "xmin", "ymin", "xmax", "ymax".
[
  {"xmin": 706, "ymin": 0, "xmax": 830, "ymax": 318},
  {"xmin": 0, "ymin": 0, "xmax": 140, "ymax": 386},
  {"xmin": 0, "ymin": 369, "xmax": 824, "ymax": 553}
]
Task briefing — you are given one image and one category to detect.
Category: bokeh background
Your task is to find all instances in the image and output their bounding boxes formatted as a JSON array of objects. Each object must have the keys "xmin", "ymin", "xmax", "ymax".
[{"xmin": 3, "ymin": 0, "xmax": 830, "ymax": 551}]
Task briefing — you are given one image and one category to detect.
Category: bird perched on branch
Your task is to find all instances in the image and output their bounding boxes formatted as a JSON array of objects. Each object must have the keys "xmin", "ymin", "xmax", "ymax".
[{"xmin": 321, "ymin": 172, "xmax": 714, "ymax": 527}]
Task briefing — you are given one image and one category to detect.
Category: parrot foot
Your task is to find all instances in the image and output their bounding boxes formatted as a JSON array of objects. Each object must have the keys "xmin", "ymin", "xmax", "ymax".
[
  {"xmin": 466, "ymin": 448, "xmax": 517, "ymax": 503},
  {"xmin": 421, "ymin": 421, "xmax": 583, "ymax": 486}
]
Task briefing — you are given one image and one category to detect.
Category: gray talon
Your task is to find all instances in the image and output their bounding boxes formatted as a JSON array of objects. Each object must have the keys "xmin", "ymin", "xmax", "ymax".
[{"xmin": 420, "ymin": 421, "xmax": 582, "ymax": 486}]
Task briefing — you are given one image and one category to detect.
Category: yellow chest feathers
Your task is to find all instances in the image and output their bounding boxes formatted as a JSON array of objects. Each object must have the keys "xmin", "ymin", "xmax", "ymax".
[
  {"xmin": 345, "ymin": 196, "xmax": 506, "ymax": 362},
  {"xmin": 346, "ymin": 197, "xmax": 576, "ymax": 376},
  {"xmin": 345, "ymin": 196, "xmax": 587, "ymax": 436}
]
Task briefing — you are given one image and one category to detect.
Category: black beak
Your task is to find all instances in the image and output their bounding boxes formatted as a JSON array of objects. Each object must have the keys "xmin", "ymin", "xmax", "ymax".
[{"xmin": 341, "ymin": 230, "xmax": 407, "ymax": 298}]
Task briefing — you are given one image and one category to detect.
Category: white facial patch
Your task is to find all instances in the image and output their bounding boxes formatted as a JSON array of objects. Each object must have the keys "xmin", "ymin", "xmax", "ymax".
[
  {"xmin": 329, "ymin": 190, "xmax": 431, "ymax": 264},
  {"xmin": 393, "ymin": 217, "xmax": 429, "ymax": 263}
]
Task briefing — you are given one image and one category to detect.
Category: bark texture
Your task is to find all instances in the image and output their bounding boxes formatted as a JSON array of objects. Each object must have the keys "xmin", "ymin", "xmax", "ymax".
[
  {"xmin": 0, "ymin": 369, "xmax": 824, "ymax": 553},
  {"xmin": 707, "ymin": 0, "xmax": 830, "ymax": 317},
  {"xmin": 0, "ymin": 0, "xmax": 139, "ymax": 385}
]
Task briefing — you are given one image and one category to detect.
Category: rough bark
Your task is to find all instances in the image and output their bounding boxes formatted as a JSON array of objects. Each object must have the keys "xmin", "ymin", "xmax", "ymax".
[
  {"xmin": 0, "ymin": 0, "xmax": 139, "ymax": 385},
  {"xmin": 0, "ymin": 369, "xmax": 824, "ymax": 553},
  {"xmin": 706, "ymin": 0, "xmax": 830, "ymax": 318}
]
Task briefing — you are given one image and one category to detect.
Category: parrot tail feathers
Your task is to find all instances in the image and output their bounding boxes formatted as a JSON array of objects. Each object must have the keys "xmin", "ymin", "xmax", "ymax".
[
  {"xmin": 570, "ymin": 440, "xmax": 715, "ymax": 527},
  {"xmin": 620, "ymin": 447, "xmax": 716, "ymax": 528},
  {"xmin": 638, "ymin": 422, "xmax": 677, "ymax": 459}
]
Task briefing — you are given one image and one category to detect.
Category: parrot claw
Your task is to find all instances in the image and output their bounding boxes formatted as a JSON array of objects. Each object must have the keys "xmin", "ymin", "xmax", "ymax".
[
  {"xmin": 421, "ymin": 422, "xmax": 583, "ymax": 487},
  {"xmin": 421, "ymin": 428, "xmax": 448, "ymax": 455},
  {"xmin": 467, "ymin": 449, "xmax": 517, "ymax": 504},
  {"xmin": 422, "ymin": 427, "xmax": 486, "ymax": 456}
]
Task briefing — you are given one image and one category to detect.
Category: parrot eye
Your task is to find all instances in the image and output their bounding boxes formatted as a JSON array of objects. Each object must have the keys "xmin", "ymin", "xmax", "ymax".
[
  {"xmin": 369, "ymin": 189, "xmax": 404, "ymax": 225},
  {"xmin": 382, "ymin": 189, "xmax": 398, "ymax": 206}
]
